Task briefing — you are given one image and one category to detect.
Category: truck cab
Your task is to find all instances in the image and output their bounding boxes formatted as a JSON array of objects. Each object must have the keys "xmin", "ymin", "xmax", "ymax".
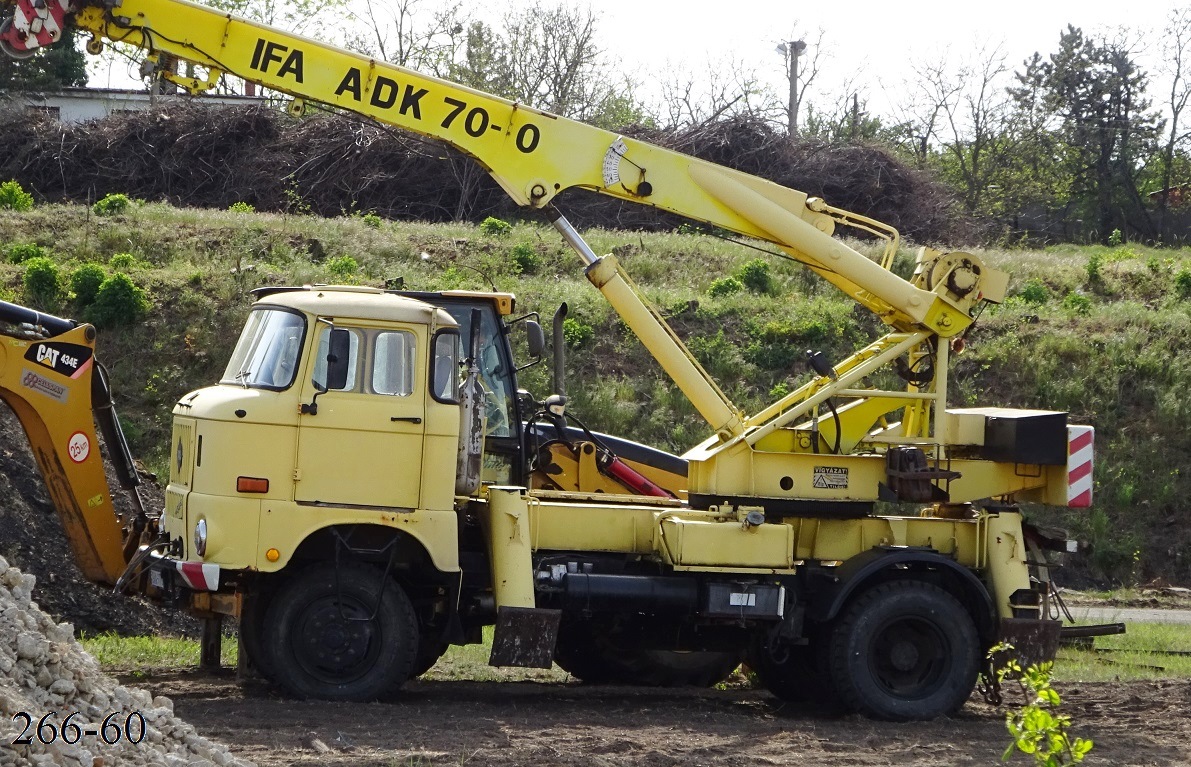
[{"xmin": 164, "ymin": 286, "xmax": 464, "ymax": 574}]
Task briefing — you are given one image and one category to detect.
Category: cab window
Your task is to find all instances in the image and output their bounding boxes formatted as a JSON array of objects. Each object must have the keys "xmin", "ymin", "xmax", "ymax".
[
  {"xmin": 311, "ymin": 326, "xmax": 361, "ymax": 391},
  {"xmin": 372, "ymin": 330, "xmax": 416, "ymax": 396},
  {"xmin": 431, "ymin": 330, "xmax": 461, "ymax": 403},
  {"xmin": 221, "ymin": 308, "xmax": 306, "ymax": 390}
]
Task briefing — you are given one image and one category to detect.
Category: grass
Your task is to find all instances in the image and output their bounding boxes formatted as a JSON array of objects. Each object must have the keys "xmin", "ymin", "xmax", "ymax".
[
  {"xmin": 81, "ymin": 631, "xmax": 240, "ymax": 670},
  {"xmin": 420, "ymin": 626, "xmax": 568, "ymax": 684},
  {"xmin": 1056, "ymin": 622, "xmax": 1191, "ymax": 682}
]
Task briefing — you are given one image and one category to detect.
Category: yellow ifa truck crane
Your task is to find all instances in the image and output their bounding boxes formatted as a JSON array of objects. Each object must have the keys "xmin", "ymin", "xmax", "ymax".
[{"xmin": 0, "ymin": 0, "xmax": 1101, "ymax": 720}]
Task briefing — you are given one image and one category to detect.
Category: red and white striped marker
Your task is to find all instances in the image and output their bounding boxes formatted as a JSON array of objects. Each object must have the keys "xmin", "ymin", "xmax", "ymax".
[
  {"xmin": 1067, "ymin": 426, "xmax": 1094, "ymax": 508},
  {"xmin": 175, "ymin": 561, "xmax": 220, "ymax": 592}
]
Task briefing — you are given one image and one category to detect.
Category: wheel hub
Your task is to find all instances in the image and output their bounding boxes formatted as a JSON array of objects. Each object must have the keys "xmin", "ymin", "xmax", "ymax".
[
  {"xmin": 295, "ymin": 600, "xmax": 375, "ymax": 678},
  {"xmin": 889, "ymin": 640, "xmax": 920, "ymax": 672},
  {"xmin": 871, "ymin": 617, "xmax": 947, "ymax": 697}
]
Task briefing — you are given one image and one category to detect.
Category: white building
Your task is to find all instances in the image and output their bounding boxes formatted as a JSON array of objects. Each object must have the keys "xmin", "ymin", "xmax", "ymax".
[{"xmin": 23, "ymin": 87, "xmax": 265, "ymax": 123}]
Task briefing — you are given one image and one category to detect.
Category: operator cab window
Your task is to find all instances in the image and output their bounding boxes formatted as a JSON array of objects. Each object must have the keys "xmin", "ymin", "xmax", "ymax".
[
  {"xmin": 221, "ymin": 308, "xmax": 306, "ymax": 390},
  {"xmin": 311, "ymin": 326, "xmax": 361, "ymax": 391},
  {"xmin": 371, "ymin": 330, "xmax": 416, "ymax": 396},
  {"xmin": 431, "ymin": 330, "xmax": 461, "ymax": 403}
]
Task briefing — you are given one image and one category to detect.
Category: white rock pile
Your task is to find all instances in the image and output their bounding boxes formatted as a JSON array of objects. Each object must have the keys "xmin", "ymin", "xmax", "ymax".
[{"xmin": 0, "ymin": 556, "xmax": 254, "ymax": 767}]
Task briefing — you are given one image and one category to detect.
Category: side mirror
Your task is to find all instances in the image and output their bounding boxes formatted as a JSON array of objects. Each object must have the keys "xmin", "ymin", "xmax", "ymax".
[
  {"xmin": 325, "ymin": 328, "xmax": 351, "ymax": 391},
  {"xmin": 304, "ymin": 325, "xmax": 351, "ymax": 415},
  {"xmin": 525, "ymin": 320, "xmax": 545, "ymax": 359}
]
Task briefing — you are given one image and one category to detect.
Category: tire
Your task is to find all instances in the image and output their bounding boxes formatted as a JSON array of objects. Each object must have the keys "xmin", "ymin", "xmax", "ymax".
[
  {"xmin": 238, "ymin": 591, "xmax": 274, "ymax": 682},
  {"xmin": 554, "ymin": 619, "xmax": 742, "ymax": 687},
  {"xmin": 748, "ymin": 628, "xmax": 839, "ymax": 707},
  {"xmin": 410, "ymin": 640, "xmax": 449, "ymax": 678},
  {"xmin": 262, "ymin": 563, "xmax": 419, "ymax": 701},
  {"xmin": 826, "ymin": 580, "xmax": 979, "ymax": 721}
]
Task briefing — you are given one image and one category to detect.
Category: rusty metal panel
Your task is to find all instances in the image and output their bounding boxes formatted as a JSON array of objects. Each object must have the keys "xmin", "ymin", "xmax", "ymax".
[
  {"xmin": 996, "ymin": 618, "xmax": 1062, "ymax": 670},
  {"xmin": 489, "ymin": 606, "xmax": 561, "ymax": 669}
]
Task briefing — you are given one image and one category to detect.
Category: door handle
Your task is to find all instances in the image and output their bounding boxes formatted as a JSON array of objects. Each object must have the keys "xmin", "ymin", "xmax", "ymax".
[{"xmin": 391, "ymin": 416, "xmax": 423, "ymax": 424}]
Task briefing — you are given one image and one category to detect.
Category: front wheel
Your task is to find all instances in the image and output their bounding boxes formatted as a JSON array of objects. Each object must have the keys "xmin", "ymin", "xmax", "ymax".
[
  {"xmin": 826, "ymin": 580, "xmax": 980, "ymax": 721},
  {"xmin": 262, "ymin": 563, "xmax": 418, "ymax": 700}
]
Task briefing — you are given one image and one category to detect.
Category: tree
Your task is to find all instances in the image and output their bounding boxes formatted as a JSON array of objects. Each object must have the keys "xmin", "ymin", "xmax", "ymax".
[
  {"xmin": 656, "ymin": 55, "xmax": 779, "ymax": 130},
  {"xmin": 802, "ymin": 78, "xmax": 904, "ymax": 147},
  {"xmin": 905, "ymin": 46, "xmax": 1019, "ymax": 218},
  {"xmin": 1157, "ymin": 8, "xmax": 1191, "ymax": 242},
  {"xmin": 346, "ymin": 0, "xmax": 462, "ymax": 74},
  {"xmin": 776, "ymin": 28, "xmax": 825, "ymax": 137},
  {"xmin": 0, "ymin": 25, "xmax": 87, "ymax": 92},
  {"xmin": 1023, "ymin": 26, "xmax": 1160, "ymax": 242}
]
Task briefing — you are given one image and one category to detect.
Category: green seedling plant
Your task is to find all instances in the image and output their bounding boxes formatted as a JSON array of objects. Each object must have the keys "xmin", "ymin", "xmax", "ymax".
[
  {"xmin": 0, "ymin": 179, "xmax": 34, "ymax": 211},
  {"xmin": 994, "ymin": 643, "xmax": 1093, "ymax": 766},
  {"xmin": 479, "ymin": 216, "xmax": 512, "ymax": 236},
  {"xmin": 93, "ymin": 193, "xmax": 131, "ymax": 216}
]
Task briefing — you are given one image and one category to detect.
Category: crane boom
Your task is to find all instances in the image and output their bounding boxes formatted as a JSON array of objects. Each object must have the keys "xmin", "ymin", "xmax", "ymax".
[{"xmin": 3, "ymin": 0, "xmax": 998, "ymax": 341}]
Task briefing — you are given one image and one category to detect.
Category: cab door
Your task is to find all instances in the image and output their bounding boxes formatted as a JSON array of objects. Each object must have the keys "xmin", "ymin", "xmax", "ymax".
[{"xmin": 294, "ymin": 322, "xmax": 426, "ymax": 509}]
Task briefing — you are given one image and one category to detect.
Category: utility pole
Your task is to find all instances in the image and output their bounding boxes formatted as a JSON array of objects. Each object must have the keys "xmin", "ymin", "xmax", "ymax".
[{"xmin": 776, "ymin": 39, "xmax": 807, "ymax": 137}]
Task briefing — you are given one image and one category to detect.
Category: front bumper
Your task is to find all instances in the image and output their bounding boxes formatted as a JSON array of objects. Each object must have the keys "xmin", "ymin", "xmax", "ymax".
[{"xmin": 145, "ymin": 549, "xmax": 221, "ymax": 592}]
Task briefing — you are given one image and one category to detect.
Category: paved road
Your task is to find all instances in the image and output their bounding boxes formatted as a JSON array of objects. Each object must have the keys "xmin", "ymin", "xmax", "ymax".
[{"xmin": 1066, "ymin": 606, "xmax": 1191, "ymax": 626}]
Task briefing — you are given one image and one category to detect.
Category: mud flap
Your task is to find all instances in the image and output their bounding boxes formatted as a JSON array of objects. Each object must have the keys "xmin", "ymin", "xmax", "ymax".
[
  {"xmin": 995, "ymin": 618, "xmax": 1062, "ymax": 670},
  {"xmin": 489, "ymin": 606, "xmax": 561, "ymax": 668}
]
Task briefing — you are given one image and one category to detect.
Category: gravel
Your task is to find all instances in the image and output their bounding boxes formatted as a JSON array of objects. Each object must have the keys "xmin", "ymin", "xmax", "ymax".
[{"xmin": 0, "ymin": 556, "xmax": 253, "ymax": 767}]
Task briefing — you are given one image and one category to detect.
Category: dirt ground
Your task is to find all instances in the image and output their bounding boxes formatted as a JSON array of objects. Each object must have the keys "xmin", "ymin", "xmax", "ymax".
[{"xmin": 119, "ymin": 670, "xmax": 1189, "ymax": 767}]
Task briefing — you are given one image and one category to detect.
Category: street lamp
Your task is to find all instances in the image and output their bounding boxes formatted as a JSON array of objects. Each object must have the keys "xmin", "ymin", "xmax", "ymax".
[{"xmin": 775, "ymin": 39, "xmax": 807, "ymax": 137}]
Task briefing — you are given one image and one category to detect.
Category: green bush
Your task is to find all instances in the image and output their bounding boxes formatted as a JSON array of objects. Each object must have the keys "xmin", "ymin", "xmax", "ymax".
[
  {"xmin": 362, "ymin": 213, "xmax": 382, "ymax": 229},
  {"xmin": 1019, "ymin": 279, "xmax": 1050, "ymax": 305},
  {"xmin": 1085, "ymin": 252, "xmax": 1103, "ymax": 286},
  {"xmin": 71, "ymin": 263, "xmax": 107, "ymax": 306},
  {"xmin": 1175, "ymin": 268, "xmax": 1191, "ymax": 299},
  {"xmin": 562, "ymin": 317, "xmax": 593, "ymax": 348},
  {"xmin": 1107, "ymin": 228, "xmax": 1123, "ymax": 247},
  {"xmin": 479, "ymin": 216, "xmax": 512, "ymax": 236},
  {"xmin": 0, "ymin": 180, "xmax": 34, "ymax": 211},
  {"xmin": 1061, "ymin": 292, "xmax": 1092, "ymax": 315},
  {"xmin": 85, "ymin": 273, "xmax": 150, "ymax": 328},
  {"xmin": 326, "ymin": 255, "xmax": 358, "ymax": 278},
  {"xmin": 707, "ymin": 276, "xmax": 743, "ymax": 298},
  {"xmin": 93, "ymin": 193, "xmax": 131, "ymax": 217},
  {"xmin": 7, "ymin": 242, "xmax": 47, "ymax": 264},
  {"xmin": 228, "ymin": 201, "xmax": 255, "ymax": 213},
  {"xmin": 109, "ymin": 252, "xmax": 141, "ymax": 271},
  {"xmin": 22, "ymin": 257, "xmax": 61, "ymax": 307},
  {"xmin": 688, "ymin": 329, "xmax": 743, "ymax": 379},
  {"xmin": 510, "ymin": 243, "xmax": 541, "ymax": 274},
  {"xmin": 736, "ymin": 258, "xmax": 774, "ymax": 294}
]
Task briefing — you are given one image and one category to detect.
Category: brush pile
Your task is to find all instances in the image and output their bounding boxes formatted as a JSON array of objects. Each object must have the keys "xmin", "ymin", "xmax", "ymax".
[{"xmin": 0, "ymin": 103, "xmax": 974, "ymax": 243}]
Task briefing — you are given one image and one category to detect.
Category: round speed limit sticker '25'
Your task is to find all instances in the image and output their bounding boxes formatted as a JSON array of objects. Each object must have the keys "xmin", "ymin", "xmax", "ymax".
[{"xmin": 67, "ymin": 431, "xmax": 90, "ymax": 463}]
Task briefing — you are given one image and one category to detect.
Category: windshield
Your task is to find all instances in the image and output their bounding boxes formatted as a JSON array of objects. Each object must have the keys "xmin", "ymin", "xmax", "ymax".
[{"xmin": 221, "ymin": 308, "xmax": 306, "ymax": 390}]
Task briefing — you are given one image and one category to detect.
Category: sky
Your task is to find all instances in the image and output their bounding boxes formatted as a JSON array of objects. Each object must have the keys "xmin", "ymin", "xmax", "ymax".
[
  {"xmin": 89, "ymin": 0, "xmax": 1187, "ymax": 125},
  {"xmin": 588, "ymin": 0, "xmax": 1186, "ymax": 122}
]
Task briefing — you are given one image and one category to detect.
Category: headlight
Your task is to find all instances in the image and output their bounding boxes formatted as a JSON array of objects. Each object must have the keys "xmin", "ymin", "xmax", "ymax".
[{"xmin": 194, "ymin": 518, "xmax": 208, "ymax": 557}]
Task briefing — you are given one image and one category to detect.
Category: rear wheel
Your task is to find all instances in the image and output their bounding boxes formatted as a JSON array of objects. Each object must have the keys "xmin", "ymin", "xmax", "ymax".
[
  {"xmin": 262, "ymin": 563, "xmax": 418, "ymax": 700},
  {"xmin": 826, "ymin": 580, "xmax": 979, "ymax": 721}
]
